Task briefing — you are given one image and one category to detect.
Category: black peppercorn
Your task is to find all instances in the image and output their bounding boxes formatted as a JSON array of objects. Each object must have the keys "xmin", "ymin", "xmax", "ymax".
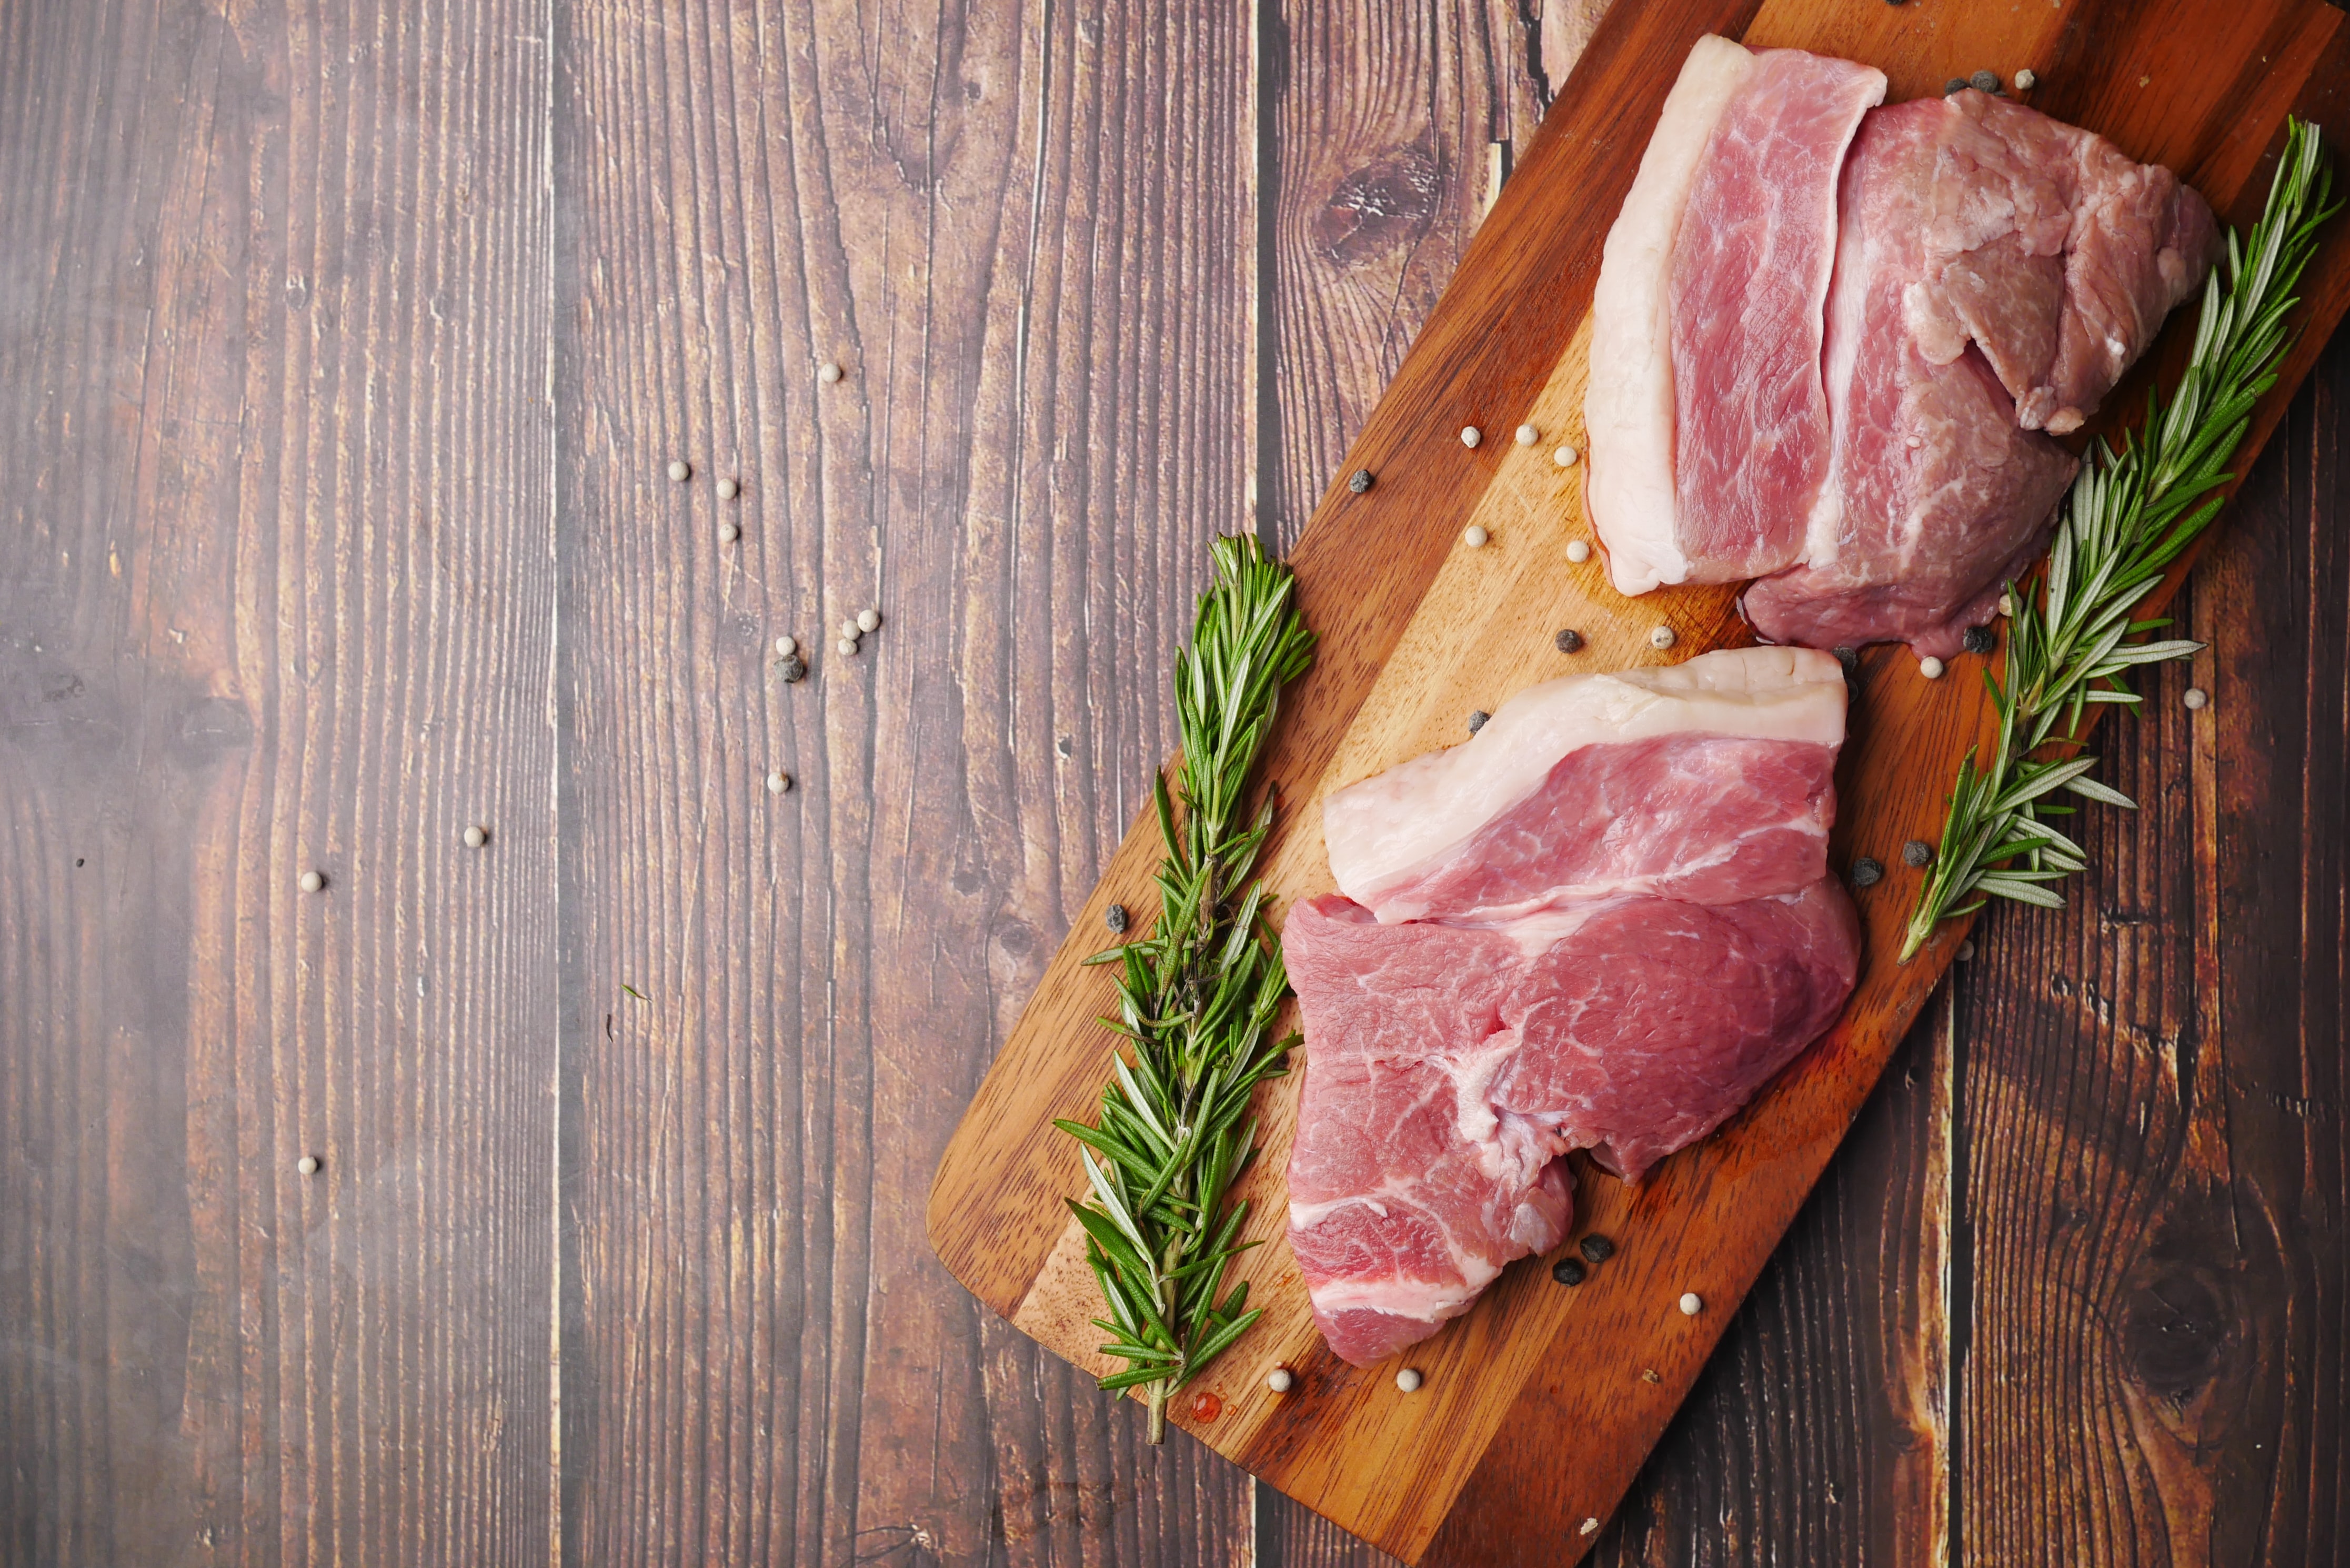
[
  {"xmin": 1579, "ymin": 1233, "xmax": 1614, "ymax": 1264},
  {"xmin": 1962, "ymin": 624, "xmax": 1995, "ymax": 655},
  {"xmin": 778, "ymin": 655, "xmax": 808, "ymax": 683},
  {"xmin": 1851, "ymin": 856, "xmax": 1885, "ymax": 888},
  {"xmin": 1554, "ymin": 628, "xmax": 1583, "ymax": 654},
  {"xmin": 1971, "ymin": 69, "xmax": 2000, "ymax": 93},
  {"xmin": 1833, "ymin": 645, "xmax": 1860, "ymax": 678},
  {"xmin": 1552, "ymin": 1257, "xmax": 1586, "ymax": 1286},
  {"xmin": 1468, "ymin": 710, "xmax": 1490, "ymax": 734},
  {"xmin": 1105, "ymin": 902, "xmax": 1129, "ymax": 933},
  {"xmin": 1348, "ymin": 469, "xmax": 1374, "ymax": 494},
  {"xmin": 1945, "ymin": 77, "xmax": 1970, "ymax": 95},
  {"xmin": 1903, "ymin": 840, "xmax": 1933, "ymax": 867}
]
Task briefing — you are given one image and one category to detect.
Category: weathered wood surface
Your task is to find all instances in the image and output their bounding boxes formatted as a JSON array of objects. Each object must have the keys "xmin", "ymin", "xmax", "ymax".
[
  {"xmin": 551, "ymin": 0, "xmax": 1257, "ymax": 1559},
  {"xmin": 0, "ymin": 1, "xmax": 560, "ymax": 1564},
  {"xmin": 1, "ymin": 2, "xmax": 2343, "ymax": 1566}
]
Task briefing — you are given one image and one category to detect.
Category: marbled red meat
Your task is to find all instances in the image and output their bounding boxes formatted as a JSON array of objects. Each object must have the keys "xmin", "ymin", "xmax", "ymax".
[
  {"xmin": 1324, "ymin": 647, "xmax": 1848, "ymax": 919},
  {"xmin": 1586, "ymin": 37, "xmax": 1884, "ymax": 594},
  {"xmin": 1669, "ymin": 50, "xmax": 1888, "ymax": 580},
  {"xmin": 1285, "ymin": 884, "xmax": 1859, "ymax": 1366},
  {"xmin": 1341, "ymin": 731, "xmax": 1835, "ymax": 925},
  {"xmin": 1285, "ymin": 650, "xmax": 1860, "ymax": 1365},
  {"xmin": 1743, "ymin": 91, "xmax": 2218, "ymax": 656},
  {"xmin": 1588, "ymin": 38, "xmax": 2220, "ymax": 655},
  {"xmin": 1898, "ymin": 90, "xmax": 2220, "ymax": 435}
]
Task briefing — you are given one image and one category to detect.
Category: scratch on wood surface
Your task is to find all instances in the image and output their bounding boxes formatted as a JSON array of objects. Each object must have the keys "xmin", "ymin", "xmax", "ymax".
[
  {"xmin": 2186, "ymin": 581, "xmax": 2233, "ymax": 1194},
  {"xmin": 1898, "ymin": 983, "xmax": 1956, "ymax": 1568}
]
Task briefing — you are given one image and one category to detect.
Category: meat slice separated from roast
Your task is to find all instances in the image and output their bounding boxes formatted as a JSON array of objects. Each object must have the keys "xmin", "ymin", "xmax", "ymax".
[
  {"xmin": 1743, "ymin": 90, "xmax": 2220, "ymax": 657},
  {"xmin": 1284, "ymin": 649, "xmax": 1860, "ymax": 1366},
  {"xmin": 1323, "ymin": 646, "xmax": 1847, "ymax": 923},
  {"xmin": 1586, "ymin": 38, "xmax": 1885, "ymax": 596}
]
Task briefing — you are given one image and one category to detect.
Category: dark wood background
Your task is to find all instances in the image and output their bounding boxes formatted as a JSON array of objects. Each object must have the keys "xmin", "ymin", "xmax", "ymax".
[{"xmin": 1, "ymin": 1, "xmax": 2341, "ymax": 1564}]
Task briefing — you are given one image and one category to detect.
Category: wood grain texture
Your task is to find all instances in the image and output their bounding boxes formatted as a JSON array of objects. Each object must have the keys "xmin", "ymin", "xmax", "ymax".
[
  {"xmin": 551, "ymin": 0, "xmax": 1257, "ymax": 1560},
  {"xmin": 7, "ymin": 0, "xmax": 2348, "ymax": 1563},
  {"xmin": 0, "ymin": 2, "xmax": 558, "ymax": 1565},
  {"xmin": 1952, "ymin": 335, "xmax": 2350, "ymax": 1568},
  {"xmin": 932, "ymin": 0, "xmax": 2350, "ymax": 1559},
  {"xmin": 1261, "ymin": 0, "xmax": 1551, "ymax": 551}
]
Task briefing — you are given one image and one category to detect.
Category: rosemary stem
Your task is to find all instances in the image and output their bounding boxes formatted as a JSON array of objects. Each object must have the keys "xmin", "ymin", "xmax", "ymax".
[{"xmin": 1055, "ymin": 534, "xmax": 1315, "ymax": 1440}]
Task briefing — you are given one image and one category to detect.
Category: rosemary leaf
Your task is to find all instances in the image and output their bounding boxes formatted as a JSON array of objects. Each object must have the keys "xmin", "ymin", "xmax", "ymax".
[{"xmin": 1059, "ymin": 534, "xmax": 1315, "ymax": 1442}]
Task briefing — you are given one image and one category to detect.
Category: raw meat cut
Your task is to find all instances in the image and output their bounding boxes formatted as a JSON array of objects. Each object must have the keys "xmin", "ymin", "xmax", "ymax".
[
  {"xmin": 1586, "ymin": 38, "xmax": 1884, "ymax": 595},
  {"xmin": 1324, "ymin": 647, "xmax": 1846, "ymax": 922},
  {"xmin": 1671, "ymin": 52, "xmax": 1889, "ymax": 578},
  {"xmin": 1285, "ymin": 650, "xmax": 1860, "ymax": 1365},
  {"xmin": 1895, "ymin": 90, "xmax": 2221, "ymax": 435},
  {"xmin": 1285, "ymin": 887, "xmax": 1860, "ymax": 1364},
  {"xmin": 1745, "ymin": 91, "xmax": 2217, "ymax": 657},
  {"xmin": 1583, "ymin": 35, "xmax": 1754, "ymax": 595},
  {"xmin": 1585, "ymin": 39, "xmax": 2220, "ymax": 656}
]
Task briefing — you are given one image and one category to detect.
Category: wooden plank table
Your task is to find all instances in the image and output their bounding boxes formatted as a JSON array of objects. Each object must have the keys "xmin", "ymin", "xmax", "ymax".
[{"xmin": 0, "ymin": 2, "xmax": 2339, "ymax": 1563}]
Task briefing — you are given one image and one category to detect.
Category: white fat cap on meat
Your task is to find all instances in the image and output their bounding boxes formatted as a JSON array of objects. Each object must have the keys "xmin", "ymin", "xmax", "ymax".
[
  {"xmin": 1323, "ymin": 646, "xmax": 1848, "ymax": 907},
  {"xmin": 1583, "ymin": 34, "xmax": 1757, "ymax": 596}
]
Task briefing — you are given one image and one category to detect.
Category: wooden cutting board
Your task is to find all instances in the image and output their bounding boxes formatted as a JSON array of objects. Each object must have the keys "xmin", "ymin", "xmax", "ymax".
[{"xmin": 929, "ymin": 0, "xmax": 2350, "ymax": 1560}]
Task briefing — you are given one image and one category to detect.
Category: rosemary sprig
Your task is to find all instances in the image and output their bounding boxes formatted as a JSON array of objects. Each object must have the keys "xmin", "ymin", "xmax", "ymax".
[
  {"xmin": 1052, "ymin": 533, "xmax": 1316, "ymax": 1443},
  {"xmin": 1903, "ymin": 119, "xmax": 2337, "ymax": 960}
]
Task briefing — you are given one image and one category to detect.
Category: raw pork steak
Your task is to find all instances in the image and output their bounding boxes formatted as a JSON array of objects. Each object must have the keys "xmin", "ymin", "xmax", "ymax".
[
  {"xmin": 1586, "ymin": 37, "xmax": 1884, "ymax": 595},
  {"xmin": 1324, "ymin": 647, "xmax": 1846, "ymax": 922},
  {"xmin": 1286, "ymin": 888, "xmax": 1858, "ymax": 1366},
  {"xmin": 1284, "ymin": 650, "xmax": 1861, "ymax": 1365},
  {"xmin": 1745, "ymin": 91, "xmax": 2219, "ymax": 657}
]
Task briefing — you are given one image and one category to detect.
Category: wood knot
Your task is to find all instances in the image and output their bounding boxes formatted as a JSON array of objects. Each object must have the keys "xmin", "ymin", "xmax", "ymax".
[
  {"xmin": 2119, "ymin": 1261, "xmax": 2234, "ymax": 1401},
  {"xmin": 1312, "ymin": 144, "xmax": 1440, "ymax": 267}
]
